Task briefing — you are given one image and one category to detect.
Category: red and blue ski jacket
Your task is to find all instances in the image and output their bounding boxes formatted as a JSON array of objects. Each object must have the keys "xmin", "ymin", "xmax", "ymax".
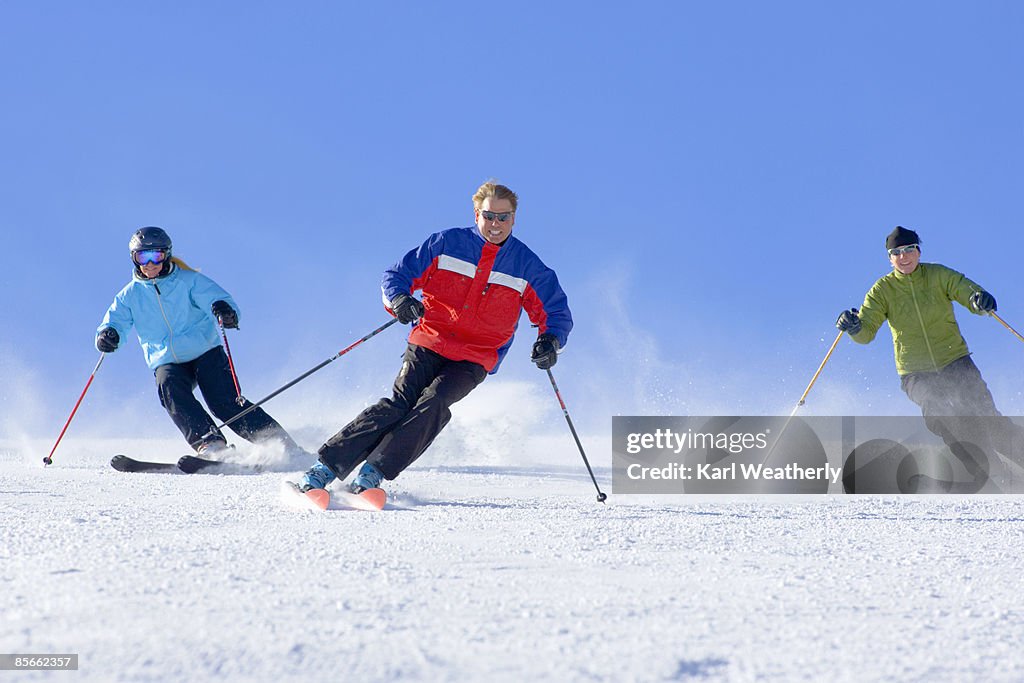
[{"xmin": 382, "ymin": 227, "xmax": 572, "ymax": 373}]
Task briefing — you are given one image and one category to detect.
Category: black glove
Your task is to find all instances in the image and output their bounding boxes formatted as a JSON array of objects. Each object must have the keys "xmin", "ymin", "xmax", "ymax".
[
  {"xmin": 970, "ymin": 291, "xmax": 997, "ymax": 313},
  {"xmin": 391, "ymin": 293, "xmax": 424, "ymax": 325},
  {"xmin": 212, "ymin": 300, "xmax": 238, "ymax": 329},
  {"xmin": 836, "ymin": 308, "xmax": 862, "ymax": 335},
  {"xmin": 531, "ymin": 333, "xmax": 560, "ymax": 370},
  {"xmin": 96, "ymin": 327, "xmax": 119, "ymax": 353}
]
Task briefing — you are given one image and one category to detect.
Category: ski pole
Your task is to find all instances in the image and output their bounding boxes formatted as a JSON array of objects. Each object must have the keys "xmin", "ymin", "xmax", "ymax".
[
  {"xmin": 545, "ymin": 367, "xmax": 607, "ymax": 504},
  {"xmin": 761, "ymin": 330, "xmax": 844, "ymax": 465},
  {"xmin": 43, "ymin": 353, "xmax": 106, "ymax": 466},
  {"xmin": 217, "ymin": 320, "xmax": 246, "ymax": 407},
  {"xmin": 195, "ymin": 318, "xmax": 400, "ymax": 446},
  {"xmin": 793, "ymin": 329, "xmax": 844, "ymax": 411},
  {"xmin": 991, "ymin": 312, "xmax": 1024, "ymax": 344}
]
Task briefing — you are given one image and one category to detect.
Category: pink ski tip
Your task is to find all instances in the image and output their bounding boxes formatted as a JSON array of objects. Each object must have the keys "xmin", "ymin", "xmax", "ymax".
[
  {"xmin": 305, "ymin": 488, "xmax": 330, "ymax": 511},
  {"xmin": 359, "ymin": 488, "xmax": 387, "ymax": 510}
]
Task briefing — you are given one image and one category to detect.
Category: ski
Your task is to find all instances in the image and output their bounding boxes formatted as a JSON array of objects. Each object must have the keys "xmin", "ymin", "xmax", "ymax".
[
  {"xmin": 176, "ymin": 455, "xmax": 261, "ymax": 474},
  {"xmin": 110, "ymin": 454, "xmax": 259, "ymax": 474},
  {"xmin": 280, "ymin": 480, "xmax": 331, "ymax": 511},
  {"xmin": 336, "ymin": 487, "xmax": 387, "ymax": 511},
  {"xmin": 110, "ymin": 455, "xmax": 180, "ymax": 473},
  {"xmin": 279, "ymin": 480, "xmax": 387, "ymax": 512}
]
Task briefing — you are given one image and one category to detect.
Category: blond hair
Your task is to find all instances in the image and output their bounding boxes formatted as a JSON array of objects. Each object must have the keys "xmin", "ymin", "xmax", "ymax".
[
  {"xmin": 170, "ymin": 256, "xmax": 198, "ymax": 272},
  {"xmin": 472, "ymin": 181, "xmax": 518, "ymax": 211}
]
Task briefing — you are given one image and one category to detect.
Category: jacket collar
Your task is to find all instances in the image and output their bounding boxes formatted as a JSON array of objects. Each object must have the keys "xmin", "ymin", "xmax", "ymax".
[
  {"xmin": 133, "ymin": 262, "xmax": 177, "ymax": 286},
  {"xmin": 892, "ymin": 262, "xmax": 927, "ymax": 281},
  {"xmin": 470, "ymin": 225, "xmax": 516, "ymax": 251}
]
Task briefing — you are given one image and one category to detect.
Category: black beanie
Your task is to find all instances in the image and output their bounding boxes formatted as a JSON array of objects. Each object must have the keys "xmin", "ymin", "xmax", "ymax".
[{"xmin": 886, "ymin": 226, "xmax": 920, "ymax": 250}]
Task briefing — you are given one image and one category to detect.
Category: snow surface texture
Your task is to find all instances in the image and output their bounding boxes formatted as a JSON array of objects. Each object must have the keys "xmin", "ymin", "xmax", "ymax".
[{"xmin": 3, "ymin": 437, "xmax": 1024, "ymax": 683}]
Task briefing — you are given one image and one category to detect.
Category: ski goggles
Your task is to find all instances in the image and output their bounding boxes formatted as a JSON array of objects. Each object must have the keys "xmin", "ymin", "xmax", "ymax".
[
  {"xmin": 133, "ymin": 249, "xmax": 169, "ymax": 266},
  {"xmin": 887, "ymin": 244, "xmax": 919, "ymax": 257},
  {"xmin": 480, "ymin": 210, "xmax": 513, "ymax": 223}
]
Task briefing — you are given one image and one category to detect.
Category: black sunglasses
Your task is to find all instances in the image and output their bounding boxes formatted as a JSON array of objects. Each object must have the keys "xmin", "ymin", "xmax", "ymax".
[{"xmin": 480, "ymin": 210, "xmax": 513, "ymax": 223}]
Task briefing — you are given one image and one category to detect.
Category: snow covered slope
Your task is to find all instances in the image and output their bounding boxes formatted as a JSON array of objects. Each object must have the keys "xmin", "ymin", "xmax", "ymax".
[{"xmin": 2, "ymin": 440, "xmax": 1023, "ymax": 682}]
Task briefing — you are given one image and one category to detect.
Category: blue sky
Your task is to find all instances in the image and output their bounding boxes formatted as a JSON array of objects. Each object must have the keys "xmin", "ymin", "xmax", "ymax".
[{"xmin": 2, "ymin": 1, "xmax": 1022, "ymax": 444}]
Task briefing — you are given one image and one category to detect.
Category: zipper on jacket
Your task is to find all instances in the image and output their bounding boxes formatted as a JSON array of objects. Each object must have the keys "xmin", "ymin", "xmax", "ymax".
[
  {"xmin": 154, "ymin": 284, "xmax": 181, "ymax": 363},
  {"xmin": 907, "ymin": 276, "xmax": 939, "ymax": 372},
  {"xmin": 461, "ymin": 245, "xmax": 497, "ymax": 317}
]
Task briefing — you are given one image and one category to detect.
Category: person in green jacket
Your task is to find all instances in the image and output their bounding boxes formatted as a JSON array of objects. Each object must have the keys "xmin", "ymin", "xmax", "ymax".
[{"xmin": 836, "ymin": 226, "xmax": 1022, "ymax": 480}]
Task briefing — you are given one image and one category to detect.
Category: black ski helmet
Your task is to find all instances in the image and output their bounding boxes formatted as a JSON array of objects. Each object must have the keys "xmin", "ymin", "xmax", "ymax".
[{"xmin": 129, "ymin": 226, "xmax": 173, "ymax": 277}]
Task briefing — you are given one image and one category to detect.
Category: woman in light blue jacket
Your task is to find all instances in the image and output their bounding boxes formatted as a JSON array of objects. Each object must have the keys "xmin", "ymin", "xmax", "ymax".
[{"xmin": 97, "ymin": 227, "xmax": 302, "ymax": 456}]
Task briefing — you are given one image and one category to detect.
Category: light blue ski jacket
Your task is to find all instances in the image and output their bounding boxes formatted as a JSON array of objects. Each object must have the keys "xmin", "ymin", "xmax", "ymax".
[{"xmin": 97, "ymin": 264, "xmax": 239, "ymax": 370}]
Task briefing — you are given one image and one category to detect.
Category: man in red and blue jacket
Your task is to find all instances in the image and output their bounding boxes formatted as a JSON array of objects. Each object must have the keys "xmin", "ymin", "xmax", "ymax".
[{"xmin": 302, "ymin": 182, "xmax": 573, "ymax": 494}]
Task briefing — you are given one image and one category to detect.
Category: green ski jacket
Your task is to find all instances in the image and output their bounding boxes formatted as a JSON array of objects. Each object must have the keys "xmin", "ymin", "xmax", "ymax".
[{"xmin": 849, "ymin": 263, "xmax": 987, "ymax": 375}]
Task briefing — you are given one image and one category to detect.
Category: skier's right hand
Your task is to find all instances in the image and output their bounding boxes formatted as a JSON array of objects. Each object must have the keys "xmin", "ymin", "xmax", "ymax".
[
  {"xmin": 390, "ymin": 293, "xmax": 424, "ymax": 325},
  {"xmin": 836, "ymin": 308, "xmax": 861, "ymax": 335},
  {"xmin": 96, "ymin": 327, "xmax": 119, "ymax": 353}
]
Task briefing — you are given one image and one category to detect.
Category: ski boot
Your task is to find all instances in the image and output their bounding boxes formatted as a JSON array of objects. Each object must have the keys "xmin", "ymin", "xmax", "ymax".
[
  {"xmin": 196, "ymin": 438, "xmax": 232, "ymax": 456},
  {"xmin": 348, "ymin": 462, "xmax": 383, "ymax": 494},
  {"xmin": 301, "ymin": 461, "xmax": 337, "ymax": 492}
]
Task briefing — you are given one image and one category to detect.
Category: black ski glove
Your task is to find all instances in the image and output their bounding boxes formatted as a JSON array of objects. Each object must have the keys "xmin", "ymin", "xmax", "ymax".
[
  {"xmin": 96, "ymin": 327, "xmax": 119, "ymax": 353},
  {"xmin": 836, "ymin": 308, "xmax": 862, "ymax": 335},
  {"xmin": 531, "ymin": 333, "xmax": 560, "ymax": 370},
  {"xmin": 970, "ymin": 291, "xmax": 997, "ymax": 313},
  {"xmin": 390, "ymin": 293, "xmax": 424, "ymax": 325},
  {"xmin": 212, "ymin": 300, "xmax": 238, "ymax": 329}
]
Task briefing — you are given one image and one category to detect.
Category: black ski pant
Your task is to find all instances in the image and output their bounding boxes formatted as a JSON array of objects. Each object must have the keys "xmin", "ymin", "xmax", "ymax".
[
  {"xmin": 901, "ymin": 355, "xmax": 1024, "ymax": 478},
  {"xmin": 155, "ymin": 346, "xmax": 298, "ymax": 452},
  {"xmin": 317, "ymin": 343, "xmax": 488, "ymax": 481}
]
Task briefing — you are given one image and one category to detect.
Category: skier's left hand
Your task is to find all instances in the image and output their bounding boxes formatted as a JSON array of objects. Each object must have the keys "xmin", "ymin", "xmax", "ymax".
[
  {"xmin": 96, "ymin": 327, "xmax": 119, "ymax": 353},
  {"xmin": 970, "ymin": 291, "xmax": 997, "ymax": 313},
  {"xmin": 531, "ymin": 333, "xmax": 560, "ymax": 370},
  {"xmin": 212, "ymin": 300, "xmax": 238, "ymax": 328}
]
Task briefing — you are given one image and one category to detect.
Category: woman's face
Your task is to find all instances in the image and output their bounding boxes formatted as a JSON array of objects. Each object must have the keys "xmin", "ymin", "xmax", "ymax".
[
  {"xmin": 133, "ymin": 250, "xmax": 169, "ymax": 279},
  {"xmin": 139, "ymin": 261, "xmax": 164, "ymax": 278}
]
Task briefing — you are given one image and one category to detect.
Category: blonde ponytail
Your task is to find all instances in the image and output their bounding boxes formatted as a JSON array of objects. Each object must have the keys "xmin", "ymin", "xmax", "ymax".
[{"xmin": 170, "ymin": 256, "xmax": 199, "ymax": 272}]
